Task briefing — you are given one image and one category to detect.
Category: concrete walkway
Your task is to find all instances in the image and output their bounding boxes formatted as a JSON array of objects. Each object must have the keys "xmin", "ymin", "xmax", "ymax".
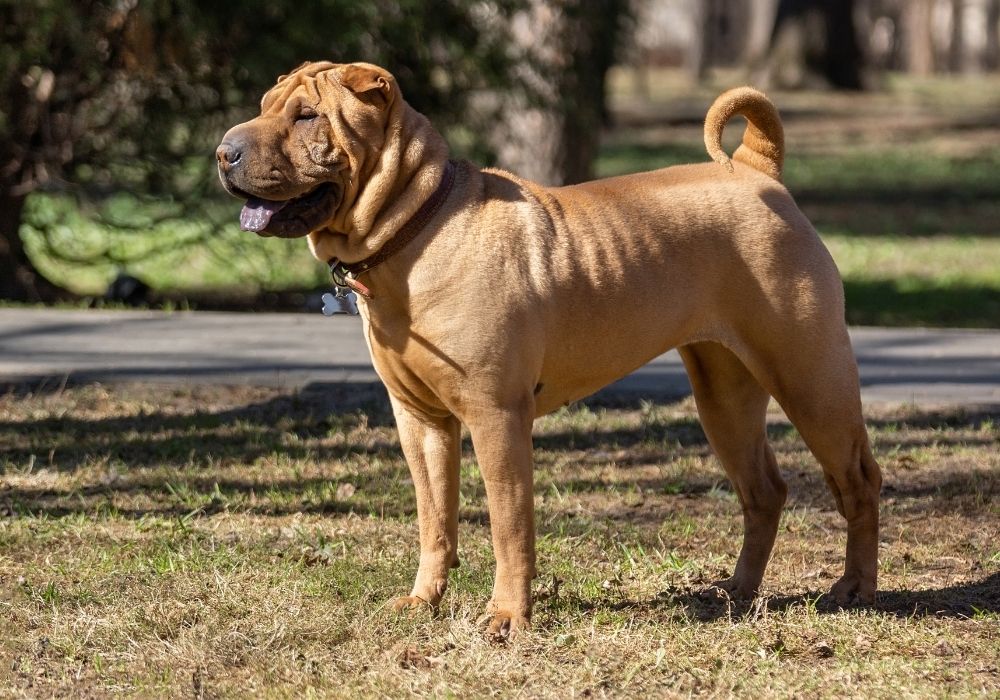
[{"xmin": 1, "ymin": 308, "xmax": 998, "ymax": 407}]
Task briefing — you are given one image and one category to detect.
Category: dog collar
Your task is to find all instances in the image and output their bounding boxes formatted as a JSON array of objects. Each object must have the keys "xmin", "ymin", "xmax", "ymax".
[{"xmin": 327, "ymin": 159, "xmax": 458, "ymax": 300}]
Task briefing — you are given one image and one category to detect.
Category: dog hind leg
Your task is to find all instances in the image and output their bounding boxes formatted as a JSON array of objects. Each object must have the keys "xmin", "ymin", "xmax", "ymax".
[
  {"xmin": 735, "ymin": 329, "xmax": 882, "ymax": 605},
  {"xmin": 782, "ymin": 394, "xmax": 880, "ymax": 605},
  {"xmin": 680, "ymin": 341, "xmax": 787, "ymax": 600}
]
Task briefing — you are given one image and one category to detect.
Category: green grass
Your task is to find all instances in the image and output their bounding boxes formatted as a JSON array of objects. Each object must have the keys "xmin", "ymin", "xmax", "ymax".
[
  {"xmin": 826, "ymin": 235, "xmax": 1000, "ymax": 327},
  {"xmin": 1, "ymin": 384, "xmax": 998, "ymax": 697}
]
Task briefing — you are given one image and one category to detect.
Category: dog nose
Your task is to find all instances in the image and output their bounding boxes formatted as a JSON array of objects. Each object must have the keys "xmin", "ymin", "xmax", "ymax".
[{"xmin": 216, "ymin": 141, "xmax": 243, "ymax": 169}]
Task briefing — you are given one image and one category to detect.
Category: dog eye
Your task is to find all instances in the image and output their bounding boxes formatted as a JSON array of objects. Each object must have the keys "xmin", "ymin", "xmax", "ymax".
[{"xmin": 296, "ymin": 108, "xmax": 318, "ymax": 122}]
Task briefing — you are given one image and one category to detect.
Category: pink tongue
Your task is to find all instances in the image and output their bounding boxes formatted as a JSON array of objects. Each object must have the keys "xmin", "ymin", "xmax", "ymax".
[{"xmin": 240, "ymin": 197, "xmax": 288, "ymax": 232}]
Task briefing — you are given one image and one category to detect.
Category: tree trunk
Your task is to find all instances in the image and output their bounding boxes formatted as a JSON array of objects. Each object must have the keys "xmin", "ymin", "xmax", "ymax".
[
  {"xmin": 821, "ymin": 0, "xmax": 865, "ymax": 88},
  {"xmin": 745, "ymin": 0, "xmax": 780, "ymax": 73},
  {"xmin": 904, "ymin": 0, "xmax": 936, "ymax": 74},
  {"xmin": 0, "ymin": 191, "xmax": 69, "ymax": 302},
  {"xmin": 761, "ymin": 0, "xmax": 865, "ymax": 89},
  {"xmin": 949, "ymin": 0, "xmax": 966, "ymax": 72},
  {"xmin": 687, "ymin": 0, "xmax": 712, "ymax": 82},
  {"xmin": 689, "ymin": 0, "xmax": 753, "ymax": 80},
  {"xmin": 986, "ymin": 0, "xmax": 1000, "ymax": 70},
  {"xmin": 493, "ymin": 0, "xmax": 627, "ymax": 186}
]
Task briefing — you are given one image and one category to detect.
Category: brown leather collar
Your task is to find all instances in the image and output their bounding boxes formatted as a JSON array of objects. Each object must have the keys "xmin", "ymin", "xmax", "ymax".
[{"xmin": 331, "ymin": 160, "xmax": 457, "ymax": 282}]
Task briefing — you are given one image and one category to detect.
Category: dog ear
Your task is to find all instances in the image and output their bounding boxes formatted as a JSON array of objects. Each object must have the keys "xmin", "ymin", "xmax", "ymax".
[{"xmin": 336, "ymin": 64, "xmax": 394, "ymax": 109}]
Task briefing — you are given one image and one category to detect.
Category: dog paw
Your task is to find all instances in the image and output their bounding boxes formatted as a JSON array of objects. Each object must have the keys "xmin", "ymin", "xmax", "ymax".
[
  {"xmin": 477, "ymin": 611, "xmax": 530, "ymax": 642},
  {"xmin": 703, "ymin": 576, "xmax": 758, "ymax": 602},
  {"xmin": 829, "ymin": 574, "xmax": 876, "ymax": 606},
  {"xmin": 390, "ymin": 578, "xmax": 447, "ymax": 614},
  {"xmin": 390, "ymin": 595, "xmax": 434, "ymax": 614}
]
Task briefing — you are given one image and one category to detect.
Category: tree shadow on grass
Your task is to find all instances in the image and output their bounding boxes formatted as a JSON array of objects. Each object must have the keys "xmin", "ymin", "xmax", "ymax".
[
  {"xmin": 532, "ymin": 407, "xmax": 804, "ymax": 454},
  {"xmin": 3, "ymin": 456, "xmax": 495, "ymax": 526},
  {"xmin": 2, "ymin": 387, "xmax": 996, "ymax": 563},
  {"xmin": 0, "ymin": 380, "xmax": 420, "ymax": 520},
  {"xmin": 0, "ymin": 380, "xmax": 400, "ymax": 474},
  {"xmin": 844, "ymin": 278, "xmax": 1000, "ymax": 329},
  {"xmin": 5, "ymin": 382, "xmax": 990, "ymax": 478}
]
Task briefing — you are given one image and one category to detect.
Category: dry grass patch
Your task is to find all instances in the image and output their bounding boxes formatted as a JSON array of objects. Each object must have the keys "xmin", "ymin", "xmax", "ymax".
[{"xmin": 1, "ymin": 383, "xmax": 998, "ymax": 698}]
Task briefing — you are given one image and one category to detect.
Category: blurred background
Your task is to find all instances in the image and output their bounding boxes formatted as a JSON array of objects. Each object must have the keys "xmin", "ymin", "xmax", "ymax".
[{"xmin": 1, "ymin": 0, "xmax": 998, "ymax": 327}]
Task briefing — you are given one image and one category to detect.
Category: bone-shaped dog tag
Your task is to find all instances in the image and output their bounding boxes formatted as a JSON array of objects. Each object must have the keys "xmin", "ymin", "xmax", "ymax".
[{"xmin": 321, "ymin": 290, "xmax": 359, "ymax": 316}]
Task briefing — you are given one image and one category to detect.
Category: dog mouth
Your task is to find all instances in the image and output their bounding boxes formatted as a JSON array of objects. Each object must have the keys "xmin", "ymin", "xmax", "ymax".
[{"xmin": 238, "ymin": 183, "xmax": 338, "ymax": 238}]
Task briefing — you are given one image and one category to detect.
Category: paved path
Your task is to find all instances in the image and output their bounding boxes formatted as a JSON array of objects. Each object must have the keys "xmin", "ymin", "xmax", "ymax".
[{"xmin": 1, "ymin": 309, "xmax": 998, "ymax": 407}]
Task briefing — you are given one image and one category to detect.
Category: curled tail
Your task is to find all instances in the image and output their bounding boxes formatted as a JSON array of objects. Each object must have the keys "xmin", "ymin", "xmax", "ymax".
[{"xmin": 704, "ymin": 86, "xmax": 785, "ymax": 181}]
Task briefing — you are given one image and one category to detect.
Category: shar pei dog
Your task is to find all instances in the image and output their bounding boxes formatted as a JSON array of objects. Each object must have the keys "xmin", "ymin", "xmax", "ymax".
[{"xmin": 217, "ymin": 61, "xmax": 881, "ymax": 638}]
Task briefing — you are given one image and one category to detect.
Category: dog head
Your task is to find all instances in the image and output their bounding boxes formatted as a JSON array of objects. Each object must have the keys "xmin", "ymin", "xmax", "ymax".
[{"xmin": 216, "ymin": 61, "xmax": 400, "ymax": 239}]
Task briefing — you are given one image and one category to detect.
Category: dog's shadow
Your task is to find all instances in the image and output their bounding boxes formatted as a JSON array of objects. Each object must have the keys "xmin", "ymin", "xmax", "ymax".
[{"xmin": 549, "ymin": 571, "xmax": 1000, "ymax": 623}]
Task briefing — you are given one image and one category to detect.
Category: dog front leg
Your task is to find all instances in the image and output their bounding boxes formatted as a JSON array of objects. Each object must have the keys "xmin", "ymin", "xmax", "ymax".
[
  {"xmin": 390, "ymin": 397, "xmax": 461, "ymax": 611},
  {"xmin": 467, "ymin": 406, "xmax": 536, "ymax": 639}
]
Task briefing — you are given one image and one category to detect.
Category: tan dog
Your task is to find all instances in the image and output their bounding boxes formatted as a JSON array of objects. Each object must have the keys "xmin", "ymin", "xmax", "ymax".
[{"xmin": 217, "ymin": 61, "xmax": 881, "ymax": 637}]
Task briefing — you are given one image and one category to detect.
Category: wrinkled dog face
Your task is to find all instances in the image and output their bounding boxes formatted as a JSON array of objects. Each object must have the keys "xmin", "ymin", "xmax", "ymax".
[{"xmin": 216, "ymin": 61, "xmax": 395, "ymax": 238}]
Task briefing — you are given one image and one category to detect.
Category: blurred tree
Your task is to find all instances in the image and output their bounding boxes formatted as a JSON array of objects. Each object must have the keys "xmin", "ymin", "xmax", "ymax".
[
  {"xmin": 0, "ymin": 0, "xmax": 518, "ymax": 301},
  {"xmin": 987, "ymin": 0, "xmax": 1000, "ymax": 69},
  {"xmin": 949, "ymin": 0, "xmax": 966, "ymax": 72},
  {"xmin": 0, "ymin": 0, "xmax": 115, "ymax": 301},
  {"xmin": 902, "ymin": 0, "xmax": 936, "ymax": 74},
  {"xmin": 688, "ymin": 0, "xmax": 753, "ymax": 80},
  {"xmin": 492, "ymin": 0, "xmax": 633, "ymax": 185},
  {"xmin": 761, "ymin": 0, "xmax": 866, "ymax": 89}
]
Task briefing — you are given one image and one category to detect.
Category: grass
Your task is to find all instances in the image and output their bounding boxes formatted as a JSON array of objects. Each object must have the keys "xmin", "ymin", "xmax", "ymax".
[{"xmin": 1, "ymin": 383, "xmax": 998, "ymax": 697}]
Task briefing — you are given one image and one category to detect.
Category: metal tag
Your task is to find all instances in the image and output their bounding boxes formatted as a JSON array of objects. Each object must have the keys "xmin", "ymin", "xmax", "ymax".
[{"xmin": 321, "ymin": 288, "xmax": 359, "ymax": 316}]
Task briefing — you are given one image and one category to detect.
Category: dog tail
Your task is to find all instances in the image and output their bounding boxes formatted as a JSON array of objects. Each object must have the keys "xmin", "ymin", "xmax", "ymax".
[{"xmin": 704, "ymin": 87, "xmax": 784, "ymax": 181}]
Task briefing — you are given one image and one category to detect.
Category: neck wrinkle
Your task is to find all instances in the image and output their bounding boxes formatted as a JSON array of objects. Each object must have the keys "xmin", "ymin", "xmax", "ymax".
[{"xmin": 328, "ymin": 102, "xmax": 450, "ymax": 264}]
